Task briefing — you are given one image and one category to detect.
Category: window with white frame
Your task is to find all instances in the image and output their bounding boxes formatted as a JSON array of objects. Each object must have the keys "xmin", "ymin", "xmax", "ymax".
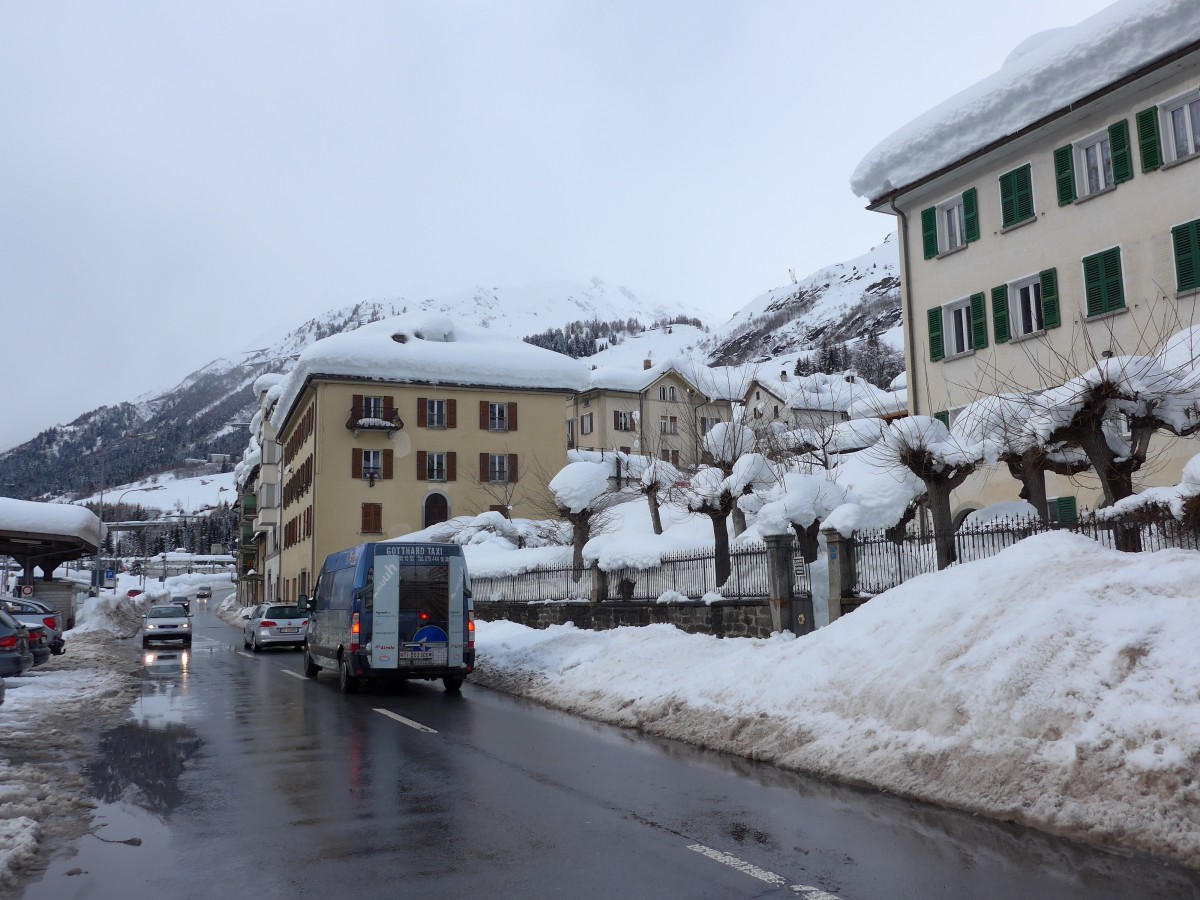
[
  {"xmin": 426, "ymin": 399, "xmax": 446, "ymax": 428},
  {"xmin": 488, "ymin": 402, "xmax": 507, "ymax": 431},
  {"xmin": 659, "ymin": 415, "xmax": 678, "ymax": 435},
  {"xmin": 426, "ymin": 452, "xmax": 446, "ymax": 482},
  {"xmin": 940, "ymin": 196, "xmax": 966, "ymax": 252},
  {"xmin": 362, "ymin": 395, "xmax": 384, "ymax": 419},
  {"xmin": 1011, "ymin": 276, "xmax": 1044, "ymax": 337},
  {"xmin": 580, "ymin": 412, "xmax": 594, "ymax": 435},
  {"xmin": 700, "ymin": 416, "xmax": 719, "ymax": 434},
  {"xmin": 1077, "ymin": 131, "xmax": 1114, "ymax": 195},
  {"xmin": 658, "ymin": 385, "xmax": 677, "ymax": 402},
  {"xmin": 1164, "ymin": 92, "xmax": 1200, "ymax": 162},
  {"xmin": 945, "ymin": 299, "xmax": 975, "ymax": 356},
  {"xmin": 488, "ymin": 454, "xmax": 508, "ymax": 483},
  {"xmin": 362, "ymin": 449, "xmax": 382, "ymax": 479},
  {"xmin": 615, "ymin": 410, "xmax": 634, "ymax": 432}
]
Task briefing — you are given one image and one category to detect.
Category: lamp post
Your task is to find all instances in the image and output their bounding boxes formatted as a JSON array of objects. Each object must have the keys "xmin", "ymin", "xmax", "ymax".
[{"xmin": 90, "ymin": 434, "xmax": 158, "ymax": 595}]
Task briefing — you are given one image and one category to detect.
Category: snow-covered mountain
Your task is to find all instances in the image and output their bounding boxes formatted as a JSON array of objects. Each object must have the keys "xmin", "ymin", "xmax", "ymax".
[{"xmin": 0, "ymin": 243, "xmax": 903, "ymax": 501}]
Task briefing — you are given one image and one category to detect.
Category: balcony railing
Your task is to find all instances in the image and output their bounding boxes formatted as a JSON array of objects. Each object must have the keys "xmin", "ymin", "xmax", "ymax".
[{"xmin": 346, "ymin": 404, "xmax": 403, "ymax": 436}]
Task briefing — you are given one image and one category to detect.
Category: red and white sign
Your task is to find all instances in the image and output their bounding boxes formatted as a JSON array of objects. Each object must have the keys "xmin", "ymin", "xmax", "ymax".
[{"xmin": 19, "ymin": 585, "xmax": 33, "ymax": 597}]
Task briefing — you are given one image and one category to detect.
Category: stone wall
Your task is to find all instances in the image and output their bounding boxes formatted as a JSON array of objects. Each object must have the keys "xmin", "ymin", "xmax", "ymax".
[{"xmin": 474, "ymin": 596, "xmax": 799, "ymax": 639}]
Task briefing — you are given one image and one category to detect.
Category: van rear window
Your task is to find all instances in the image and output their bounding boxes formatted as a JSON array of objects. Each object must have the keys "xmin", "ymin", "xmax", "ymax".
[{"xmin": 398, "ymin": 563, "xmax": 449, "ymax": 620}]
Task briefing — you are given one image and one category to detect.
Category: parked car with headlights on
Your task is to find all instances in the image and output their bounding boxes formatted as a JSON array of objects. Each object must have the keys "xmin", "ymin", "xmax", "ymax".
[
  {"xmin": 0, "ymin": 608, "xmax": 34, "ymax": 678},
  {"xmin": 242, "ymin": 604, "xmax": 309, "ymax": 651},
  {"xmin": 143, "ymin": 604, "xmax": 192, "ymax": 648}
]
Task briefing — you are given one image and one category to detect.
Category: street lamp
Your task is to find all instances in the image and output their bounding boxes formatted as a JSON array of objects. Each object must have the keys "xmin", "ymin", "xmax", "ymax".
[{"xmin": 91, "ymin": 433, "xmax": 157, "ymax": 595}]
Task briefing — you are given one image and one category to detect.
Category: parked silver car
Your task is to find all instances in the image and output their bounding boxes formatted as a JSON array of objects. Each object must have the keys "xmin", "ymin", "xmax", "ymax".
[
  {"xmin": 242, "ymin": 604, "xmax": 308, "ymax": 651},
  {"xmin": 143, "ymin": 604, "xmax": 192, "ymax": 648}
]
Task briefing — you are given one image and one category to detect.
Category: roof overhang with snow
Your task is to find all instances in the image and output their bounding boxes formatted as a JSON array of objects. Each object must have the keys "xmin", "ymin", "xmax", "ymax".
[{"xmin": 853, "ymin": 0, "xmax": 1200, "ymax": 209}]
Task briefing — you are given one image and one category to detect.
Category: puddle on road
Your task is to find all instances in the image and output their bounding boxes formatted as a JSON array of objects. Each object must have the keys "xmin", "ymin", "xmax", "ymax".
[{"xmin": 19, "ymin": 650, "xmax": 205, "ymax": 899}]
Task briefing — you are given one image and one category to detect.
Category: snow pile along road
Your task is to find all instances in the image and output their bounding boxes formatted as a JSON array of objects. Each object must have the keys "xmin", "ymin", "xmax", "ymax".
[{"xmin": 472, "ymin": 532, "xmax": 1200, "ymax": 867}]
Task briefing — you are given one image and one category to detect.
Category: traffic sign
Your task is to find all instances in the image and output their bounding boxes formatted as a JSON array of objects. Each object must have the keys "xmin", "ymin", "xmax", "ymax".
[{"xmin": 19, "ymin": 585, "xmax": 33, "ymax": 597}]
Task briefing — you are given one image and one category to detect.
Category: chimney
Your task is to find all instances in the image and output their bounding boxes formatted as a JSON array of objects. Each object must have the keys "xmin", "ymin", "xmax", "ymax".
[
  {"xmin": 643, "ymin": 359, "xmax": 652, "ymax": 370},
  {"xmin": 780, "ymin": 370, "xmax": 788, "ymax": 381}
]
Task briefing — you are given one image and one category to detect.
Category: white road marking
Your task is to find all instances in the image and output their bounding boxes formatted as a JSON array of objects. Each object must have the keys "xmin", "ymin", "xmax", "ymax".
[
  {"xmin": 236, "ymin": 651, "xmax": 257, "ymax": 659},
  {"xmin": 280, "ymin": 670, "xmax": 306, "ymax": 680},
  {"xmin": 374, "ymin": 708, "xmax": 438, "ymax": 733},
  {"xmin": 686, "ymin": 844, "xmax": 845, "ymax": 898}
]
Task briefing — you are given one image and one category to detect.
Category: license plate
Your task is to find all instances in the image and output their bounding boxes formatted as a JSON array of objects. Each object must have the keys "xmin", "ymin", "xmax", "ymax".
[
  {"xmin": 277, "ymin": 627, "xmax": 299, "ymax": 633},
  {"xmin": 396, "ymin": 650, "xmax": 434, "ymax": 660}
]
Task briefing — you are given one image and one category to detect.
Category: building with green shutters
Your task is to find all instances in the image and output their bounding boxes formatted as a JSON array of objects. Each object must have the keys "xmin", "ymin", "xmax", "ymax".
[{"xmin": 851, "ymin": 1, "xmax": 1200, "ymax": 523}]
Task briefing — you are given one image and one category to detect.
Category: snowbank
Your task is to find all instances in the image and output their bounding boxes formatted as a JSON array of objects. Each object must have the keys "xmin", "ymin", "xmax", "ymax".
[{"xmin": 474, "ymin": 532, "xmax": 1200, "ymax": 867}]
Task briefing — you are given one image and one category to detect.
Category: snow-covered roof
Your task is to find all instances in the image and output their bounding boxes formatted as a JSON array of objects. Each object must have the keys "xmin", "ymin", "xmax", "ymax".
[
  {"xmin": 851, "ymin": 0, "xmax": 1200, "ymax": 202},
  {"xmin": 786, "ymin": 371, "xmax": 897, "ymax": 416},
  {"xmin": 0, "ymin": 498, "xmax": 104, "ymax": 547},
  {"xmin": 270, "ymin": 312, "xmax": 590, "ymax": 431}
]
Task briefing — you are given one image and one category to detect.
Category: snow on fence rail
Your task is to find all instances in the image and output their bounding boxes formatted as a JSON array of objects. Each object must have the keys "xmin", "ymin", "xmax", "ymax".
[
  {"xmin": 853, "ymin": 513, "xmax": 1200, "ymax": 595},
  {"xmin": 471, "ymin": 541, "xmax": 810, "ymax": 604}
]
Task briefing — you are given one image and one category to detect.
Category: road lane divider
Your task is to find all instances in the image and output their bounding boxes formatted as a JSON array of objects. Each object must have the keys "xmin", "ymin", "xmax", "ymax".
[
  {"xmin": 281, "ymin": 670, "xmax": 307, "ymax": 680},
  {"xmin": 374, "ymin": 708, "xmax": 438, "ymax": 733},
  {"xmin": 686, "ymin": 844, "xmax": 844, "ymax": 899}
]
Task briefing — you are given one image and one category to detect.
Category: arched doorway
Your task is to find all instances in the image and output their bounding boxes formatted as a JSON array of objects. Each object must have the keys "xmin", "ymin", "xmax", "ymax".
[{"xmin": 424, "ymin": 493, "xmax": 449, "ymax": 528}]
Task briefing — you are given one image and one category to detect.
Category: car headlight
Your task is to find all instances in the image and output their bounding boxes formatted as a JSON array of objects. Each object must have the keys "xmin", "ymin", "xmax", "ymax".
[
  {"xmin": 146, "ymin": 624, "xmax": 156, "ymax": 630},
  {"xmin": 181, "ymin": 622, "xmax": 190, "ymax": 629}
]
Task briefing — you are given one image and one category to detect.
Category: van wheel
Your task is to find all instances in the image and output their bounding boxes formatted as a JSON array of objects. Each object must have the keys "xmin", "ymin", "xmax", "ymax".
[
  {"xmin": 338, "ymin": 657, "xmax": 359, "ymax": 694},
  {"xmin": 443, "ymin": 676, "xmax": 464, "ymax": 693},
  {"xmin": 303, "ymin": 647, "xmax": 320, "ymax": 678}
]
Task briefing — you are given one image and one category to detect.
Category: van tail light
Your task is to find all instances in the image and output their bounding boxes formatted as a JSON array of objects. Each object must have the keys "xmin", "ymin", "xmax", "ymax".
[
  {"xmin": 43, "ymin": 617, "xmax": 57, "ymax": 631},
  {"xmin": 259, "ymin": 620, "xmax": 277, "ymax": 628},
  {"xmin": 467, "ymin": 611, "xmax": 475, "ymax": 650},
  {"xmin": 350, "ymin": 612, "xmax": 361, "ymax": 652},
  {"xmin": 0, "ymin": 635, "xmax": 17, "ymax": 649}
]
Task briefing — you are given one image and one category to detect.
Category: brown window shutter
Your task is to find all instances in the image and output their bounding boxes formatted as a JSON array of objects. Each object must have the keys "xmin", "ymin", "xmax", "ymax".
[
  {"xmin": 382, "ymin": 449, "xmax": 394, "ymax": 479},
  {"xmin": 447, "ymin": 398, "xmax": 457, "ymax": 428},
  {"xmin": 371, "ymin": 503, "xmax": 382, "ymax": 532},
  {"xmin": 508, "ymin": 453, "xmax": 518, "ymax": 483},
  {"xmin": 508, "ymin": 402, "xmax": 518, "ymax": 431},
  {"xmin": 416, "ymin": 450, "xmax": 427, "ymax": 480},
  {"xmin": 479, "ymin": 452, "xmax": 489, "ymax": 480},
  {"xmin": 447, "ymin": 451, "xmax": 457, "ymax": 481},
  {"xmin": 620, "ymin": 446, "xmax": 630, "ymax": 454},
  {"xmin": 360, "ymin": 503, "xmax": 371, "ymax": 532},
  {"xmin": 352, "ymin": 394, "xmax": 363, "ymax": 417},
  {"xmin": 614, "ymin": 410, "xmax": 620, "ymax": 430},
  {"xmin": 383, "ymin": 395, "xmax": 395, "ymax": 420},
  {"xmin": 479, "ymin": 401, "xmax": 488, "ymax": 429},
  {"xmin": 351, "ymin": 448, "xmax": 363, "ymax": 479},
  {"xmin": 417, "ymin": 397, "xmax": 427, "ymax": 428}
]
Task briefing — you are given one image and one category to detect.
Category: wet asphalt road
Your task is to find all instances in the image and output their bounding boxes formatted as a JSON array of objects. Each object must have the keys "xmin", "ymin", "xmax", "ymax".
[{"xmin": 19, "ymin": 603, "xmax": 1200, "ymax": 900}]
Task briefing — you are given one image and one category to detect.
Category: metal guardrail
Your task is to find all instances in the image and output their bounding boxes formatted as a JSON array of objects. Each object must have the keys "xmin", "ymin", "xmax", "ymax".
[{"xmin": 472, "ymin": 541, "xmax": 810, "ymax": 604}]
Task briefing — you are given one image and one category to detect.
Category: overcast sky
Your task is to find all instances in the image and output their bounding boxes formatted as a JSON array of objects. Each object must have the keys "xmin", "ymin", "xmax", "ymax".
[{"xmin": 0, "ymin": 0, "xmax": 1109, "ymax": 454}]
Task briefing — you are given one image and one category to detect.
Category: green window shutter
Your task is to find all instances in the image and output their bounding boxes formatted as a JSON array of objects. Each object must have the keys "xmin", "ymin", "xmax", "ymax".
[
  {"xmin": 1055, "ymin": 496, "xmax": 1078, "ymax": 527},
  {"xmin": 921, "ymin": 207, "xmax": 938, "ymax": 259},
  {"xmin": 999, "ymin": 171, "xmax": 1017, "ymax": 227},
  {"xmin": 1083, "ymin": 253, "xmax": 1105, "ymax": 317},
  {"xmin": 927, "ymin": 307, "xmax": 945, "ymax": 362},
  {"xmin": 1173, "ymin": 219, "xmax": 1200, "ymax": 292},
  {"xmin": 1084, "ymin": 249, "xmax": 1124, "ymax": 316},
  {"xmin": 1136, "ymin": 107, "xmax": 1162, "ymax": 172},
  {"xmin": 962, "ymin": 188, "xmax": 979, "ymax": 242},
  {"xmin": 999, "ymin": 165, "xmax": 1034, "ymax": 227},
  {"xmin": 1039, "ymin": 268, "xmax": 1061, "ymax": 329},
  {"xmin": 991, "ymin": 285, "xmax": 1010, "ymax": 343},
  {"xmin": 934, "ymin": 410, "xmax": 950, "ymax": 427},
  {"xmin": 1053, "ymin": 145, "xmax": 1076, "ymax": 205},
  {"xmin": 1109, "ymin": 119, "xmax": 1133, "ymax": 184},
  {"xmin": 1101, "ymin": 247, "xmax": 1124, "ymax": 312},
  {"xmin": 1014, "ymin": 165, "xmax": 1034, "ymax": 223},
  {"xmin": 970, "ymin": 292, "xmax": 988, "ymax": 349}
]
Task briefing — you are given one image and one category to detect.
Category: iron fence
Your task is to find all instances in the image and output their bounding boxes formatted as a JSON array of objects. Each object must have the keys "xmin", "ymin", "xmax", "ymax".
[
  {"xmin": 471, "ymin": 541, "xmax": 810, "ymax": 604},
  {"xmin": 853, "ymin": 512, "xmax": 1200, "ymax": 595}
]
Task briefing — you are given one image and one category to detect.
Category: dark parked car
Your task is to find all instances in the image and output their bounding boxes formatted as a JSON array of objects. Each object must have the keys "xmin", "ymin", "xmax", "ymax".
[
  {"xmin": 3, "ymin": 599, "xmax": 65, "ymax": 655},
  {"xmin": 170, "ymin": 595, "xmax": 191, "ymax": 614},
  {"xmin": 26, "ymin": 624, "xmax": 51, "ymax": 667},
  {"xmin": 0, "ymin": 608, "xmax": 34, "ymax": 678}
]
